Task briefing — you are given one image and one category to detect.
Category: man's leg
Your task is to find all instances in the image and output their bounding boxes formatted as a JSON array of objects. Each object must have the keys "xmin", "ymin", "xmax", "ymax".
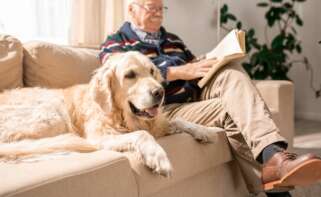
[
  {"xmin": 164, "ymin": 99, "xmax": 264, "ymax": 195},
  {"xmin": 165, "ymin": 62, "xmax": 321, "ymax": 195},
  {"xmin": 200, "ymin": 62, "xmax": 288, "ymax": 196},
  {"xmin": 199, "ymin": 62, "xmax": 287, "ymax": 159}
]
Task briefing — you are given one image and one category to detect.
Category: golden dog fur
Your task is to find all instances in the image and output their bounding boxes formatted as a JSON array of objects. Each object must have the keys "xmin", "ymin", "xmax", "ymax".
[{"xmin": 0, "ymin": 51, "xmax": 223, "ymax": 176}]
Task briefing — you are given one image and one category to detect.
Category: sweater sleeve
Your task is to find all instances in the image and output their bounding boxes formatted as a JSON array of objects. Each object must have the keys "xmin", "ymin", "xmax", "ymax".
[{"xmin": 182, "ymin": 43, "xmax": 195, "ymax": 62}]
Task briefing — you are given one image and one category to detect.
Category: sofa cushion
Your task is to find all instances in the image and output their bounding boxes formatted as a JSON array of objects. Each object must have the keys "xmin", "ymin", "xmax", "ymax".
[
  {"xmin": 23, "ymin": 42, "xmax": 101, "ymax": 88},
  {"xmin": 126, "ymin": 132, "xmax": 233, "ymax": 197},
  {"xmin": 0, "ymin": 34, "xmax": 23, "ymax": 91},
  {"xmin": 0, "ymin": 150, "xmax": 138, "ymax": 197}
]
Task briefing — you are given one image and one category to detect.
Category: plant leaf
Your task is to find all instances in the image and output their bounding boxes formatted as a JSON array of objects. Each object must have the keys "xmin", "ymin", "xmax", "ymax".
[
  {"xmin": 227, "ymin": 14, "xmax": 237, "ymax": 21},
  {"xmin": 271, "ymin": 34, "xmax": 284, "ymax": 49},
  {"xmin": 271, "ymin": 0, "xmax": 283, "ymax": 3},
  {"xmin": 295, "ymin": 15, "xmax": 303, "ymax": 26},
  {"xmin": 257, "ymin": 3, "xmax": 269, "ymax": 7},
  {"xmin": 248, "ymin": 29, "xmax": 255, "ymax": 37},
  {"xmin": 221, "ymin": 4, "xmax": 228, "ymax": 14},
  {"xmin": 291, "ymin": 27, "xmax": 297, "ymax": 34},
  {"xmin": 236, "ymin": 21, "xmax": 242, "ymax": 29},
  {"xmin": 295, "ymin": 44, "xmax": 302, "ymax": 53},
  {"xmin": 283, "ymin": 2, "xmax": 293, "ymax": 8}
]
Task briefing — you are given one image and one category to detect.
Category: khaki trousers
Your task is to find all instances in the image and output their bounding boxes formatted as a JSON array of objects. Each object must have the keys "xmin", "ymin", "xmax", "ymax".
[{"xmin": 163, "ymin": 62, "xmax": 287, "ymax": 194}]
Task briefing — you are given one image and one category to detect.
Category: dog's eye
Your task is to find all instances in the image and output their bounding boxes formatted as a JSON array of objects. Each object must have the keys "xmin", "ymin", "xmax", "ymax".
[
  {"xmin": 125, "ymin": 71, "xmax": 136, "ymax": 79},
  {"xmin": 150, "ymin": 68, "xmax": 154, "ymax": 75}
]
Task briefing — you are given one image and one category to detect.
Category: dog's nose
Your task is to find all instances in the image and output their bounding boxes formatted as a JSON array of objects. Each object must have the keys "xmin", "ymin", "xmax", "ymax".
[{"xmin": 151, "ymin": 87, "xmax": 164, "ymax": 100}]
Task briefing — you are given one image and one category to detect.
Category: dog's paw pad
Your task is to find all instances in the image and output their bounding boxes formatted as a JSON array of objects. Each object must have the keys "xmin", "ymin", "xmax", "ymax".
[
  {"xmin": 153, "ymin": 159, "xmax": 173, "ymax": 177},
  {"xmin": 195, "ymin": 135, "xmax": 210, "ymax": 143},
  {"xmin": 193, "ymin": 127, "xmax": 225, "ymax": 143},
  {"xmin": 191, "ymin": 131, "xmax": 211, "ymax": 143},
  {"xmin": 143, "ymin": 148, "xmax": 173, "ymax": 177}
]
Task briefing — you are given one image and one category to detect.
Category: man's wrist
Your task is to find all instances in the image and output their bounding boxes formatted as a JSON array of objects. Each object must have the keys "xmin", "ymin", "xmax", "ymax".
[{"xmin": 167, "ymin": 66, "xmax": 185, "ymax": 81}]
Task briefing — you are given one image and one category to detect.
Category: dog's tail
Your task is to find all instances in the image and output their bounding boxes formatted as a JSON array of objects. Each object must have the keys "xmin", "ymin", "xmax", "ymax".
[{"xmin": 0, "ymin": 133, "xmax": 98, "ymax": 162}]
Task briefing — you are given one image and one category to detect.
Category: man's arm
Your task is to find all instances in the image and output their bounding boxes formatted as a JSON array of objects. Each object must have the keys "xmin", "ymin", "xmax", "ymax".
[
  {"xmin": 166, "ymin": 59, "xmax": 218, "ymax": 81},
  {"xmin": 163, "ymin": 33, "xmax": 218, "ymax": 81}
]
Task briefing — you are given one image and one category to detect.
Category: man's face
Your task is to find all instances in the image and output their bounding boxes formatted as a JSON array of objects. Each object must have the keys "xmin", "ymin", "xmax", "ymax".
[{"xmin": 129, "ymin": 0, "xmax": 164, "ymax": 33}]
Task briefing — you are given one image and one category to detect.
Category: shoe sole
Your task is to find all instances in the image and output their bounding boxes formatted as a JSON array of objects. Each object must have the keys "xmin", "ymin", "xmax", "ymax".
[{"xmin": 264, "ymin": 159, "xmax": 321, "ymax": 191}]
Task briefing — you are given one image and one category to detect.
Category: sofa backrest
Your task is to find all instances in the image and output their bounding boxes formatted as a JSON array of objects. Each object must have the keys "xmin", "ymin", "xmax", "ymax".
[
  {"xmin": 0, "ymin": 35, "xmax": 103, "ymax": 90},
  {"xmin": 23, "ymin": 42, "xmax": 102, "ymax": 88},
  {"xmin": 0, "ymin": 34, "xmax": 23, "ymax": 91}
]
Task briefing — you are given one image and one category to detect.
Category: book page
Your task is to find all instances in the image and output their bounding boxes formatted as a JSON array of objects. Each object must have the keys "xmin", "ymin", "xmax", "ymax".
[
  {"xmin": 197, "ymin": 29, "xmax": 246, "ymax": 88},
  {"xmin": 206, "ymin": 29, "xmax": 245, "ymax": 60}
]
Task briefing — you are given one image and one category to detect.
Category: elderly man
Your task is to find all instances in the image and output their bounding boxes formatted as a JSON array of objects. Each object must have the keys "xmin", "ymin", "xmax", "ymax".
[{"xmin": 99, "ymin": 0, "xmax": 321, "ymax": 196}]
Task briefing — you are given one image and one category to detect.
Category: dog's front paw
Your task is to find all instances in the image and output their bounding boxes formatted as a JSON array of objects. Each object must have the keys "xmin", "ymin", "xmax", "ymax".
[
  {"xmin": 168, "ymin": 123, "xmax": 182, "ymax": 135},
  {"xmin": 192, "ymin": 130, "xmax": 212, "ymax": 143},
  {"xmin": 192, "ymin": 127, "xmax": 225, "ymax": 143},
  {"xmin": 141, "ymin": 144, "xmax": 173, "ymax": 177}
]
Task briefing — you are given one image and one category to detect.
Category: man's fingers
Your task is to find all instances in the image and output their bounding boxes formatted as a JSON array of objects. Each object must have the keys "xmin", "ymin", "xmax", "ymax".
[
  {"xmin": 196, "ymin": 63, "xmax": 212, "ymax": 70},
  {"xmin": 200, "ymin": 64, "xmax": 213, "ymax": 68},
  {"xmin": 198, "ymin": 59, "xmax": 219, "ymax": 68},
  {"xmin": 208, "ymin": 59, "xmax": 219, "ymax": 64},
  {"xmin": 196, "ymin": 71, "xmax": 209, "ymax": 77},
  {"xmin": 205, "ymin": 58, "xmax": 219, "ymax": 63},
  {"xmin": 200, "ymin": 68, "xmax": 211, "ymax": 73}
]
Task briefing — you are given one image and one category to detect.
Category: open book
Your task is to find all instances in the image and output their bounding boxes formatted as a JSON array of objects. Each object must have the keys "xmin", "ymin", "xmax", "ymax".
[{"xmin": 197, "ymin": 29, "xmax": 247, "ymax": 88}]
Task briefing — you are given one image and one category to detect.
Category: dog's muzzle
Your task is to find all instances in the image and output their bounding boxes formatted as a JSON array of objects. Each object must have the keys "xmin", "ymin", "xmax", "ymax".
[
  {"xmin": 129, "ymin": 102, "xmax": 161, "ymax": 119},
  {"xmin": 129, "ymin": 87, "xmax": 165, "ymax": 119}
]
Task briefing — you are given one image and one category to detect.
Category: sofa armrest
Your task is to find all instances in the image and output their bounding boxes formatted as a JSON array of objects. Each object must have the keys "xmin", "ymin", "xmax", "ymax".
[{"xmin": 253, "ymin": 80, "xmax": 294, "ymax": 149}]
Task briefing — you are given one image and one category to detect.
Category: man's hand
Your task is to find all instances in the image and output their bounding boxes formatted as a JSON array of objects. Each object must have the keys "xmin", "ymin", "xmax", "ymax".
[{"xmin": 166, "ymin": 59, "xmax": 218, "ymax": 81}]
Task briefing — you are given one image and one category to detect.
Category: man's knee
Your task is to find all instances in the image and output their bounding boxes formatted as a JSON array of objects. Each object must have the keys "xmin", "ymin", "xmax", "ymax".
[{"xmin": 219, "ymin": 63, "xmax": 251, "ymax": 82}]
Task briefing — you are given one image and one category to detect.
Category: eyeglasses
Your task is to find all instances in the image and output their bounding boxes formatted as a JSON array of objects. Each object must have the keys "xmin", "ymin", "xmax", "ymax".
[{"xmin": 133, "ymin": 3, "xmax": 168, "ymax": 13}]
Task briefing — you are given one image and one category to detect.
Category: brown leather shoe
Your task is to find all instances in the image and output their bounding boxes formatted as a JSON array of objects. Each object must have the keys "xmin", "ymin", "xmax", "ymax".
[{"xmin": 262, "ymin": 151, "xmax": 321, "ymax": 192}]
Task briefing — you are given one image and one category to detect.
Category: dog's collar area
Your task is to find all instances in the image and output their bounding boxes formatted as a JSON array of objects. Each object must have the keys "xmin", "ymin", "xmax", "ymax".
[{"xmin": 128, "ymin": 101, "xmax": 159, "ymax": 119}]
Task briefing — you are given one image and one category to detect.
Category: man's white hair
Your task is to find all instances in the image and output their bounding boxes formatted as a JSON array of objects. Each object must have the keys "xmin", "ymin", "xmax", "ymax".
[
  {"xmin": 127, "ymin": 0, "xmax": 146, "ymax": 22},
  {"xmin": 128, "ymin": 0, "xmax": 144, "ymax": 5}
]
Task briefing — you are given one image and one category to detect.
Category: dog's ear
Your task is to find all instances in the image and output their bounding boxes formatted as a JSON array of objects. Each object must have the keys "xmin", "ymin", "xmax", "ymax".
[
  {"xmin": 90, "ymin": 63, "xmax": 116, "ymax": 114},
  {"xmin": 155, "ymin": 68, "xmax": 164, "ymax": 83}
]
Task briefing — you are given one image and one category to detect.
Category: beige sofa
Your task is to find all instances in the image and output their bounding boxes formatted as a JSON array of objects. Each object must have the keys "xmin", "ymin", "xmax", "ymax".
[{"xmin": 0, "ymin": 35, "xmax": 294, "ymax": 197}]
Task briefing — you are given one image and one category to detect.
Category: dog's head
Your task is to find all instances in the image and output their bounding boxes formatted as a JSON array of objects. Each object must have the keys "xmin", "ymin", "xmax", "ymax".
[{"xmin": 91, "ymin": 52, "xmax": 165, "ymax": 120}]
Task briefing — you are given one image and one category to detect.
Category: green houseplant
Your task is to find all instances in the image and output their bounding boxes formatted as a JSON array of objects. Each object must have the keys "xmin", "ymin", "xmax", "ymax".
[{"xmin": 220, "ymin": 0, "xmax": 320, "ymax": 97}]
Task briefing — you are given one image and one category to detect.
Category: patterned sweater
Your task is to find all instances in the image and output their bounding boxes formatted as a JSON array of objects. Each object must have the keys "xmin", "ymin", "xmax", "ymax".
[{"xmin": 99, "ymin": 22, "xmax": 200, "ymax": 104}]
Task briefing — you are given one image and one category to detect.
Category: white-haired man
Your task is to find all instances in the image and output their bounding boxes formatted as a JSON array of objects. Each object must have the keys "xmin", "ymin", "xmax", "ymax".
[{"xmin": 99, "ymin": 0, "xmax": 321, "ymax": 196}]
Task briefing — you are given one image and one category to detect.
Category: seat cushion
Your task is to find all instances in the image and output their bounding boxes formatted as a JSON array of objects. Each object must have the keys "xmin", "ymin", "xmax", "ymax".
[
  {"xmin": 1, "ymin": 132, "xmax": 232, "ymax": 197},
  {"xmin": 23, "ymin": 42, "xmax": 101, "ymax": 88},
  {"xmin": 0, "ymin": 35, "xmax": 23, "ymax": 91},
  {"xmin": 0, "ymin": 150, "xmax": 138, "ymax": 197},
  {"xmin": 126, "ymin": 132, "xmax": 232, "ymax": 197}
]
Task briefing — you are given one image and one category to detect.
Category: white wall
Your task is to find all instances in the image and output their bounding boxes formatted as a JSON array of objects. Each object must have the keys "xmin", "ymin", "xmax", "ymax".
[
  {"xmin": 163, "ymin": 0, "xmax": 218, "ymax": 55},
  {"xmin": 163, "ymin": 0, "xmax": 321, "ymax": 121},
  {"xmin": 288, "ymin": 1, "xmax": 321, "ymax": 121}
]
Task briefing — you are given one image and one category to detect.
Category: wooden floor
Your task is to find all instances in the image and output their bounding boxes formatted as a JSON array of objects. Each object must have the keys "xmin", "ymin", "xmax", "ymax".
[{"xmin": 290, "ymin": 119, "xmax": 321, "ymax": 197}]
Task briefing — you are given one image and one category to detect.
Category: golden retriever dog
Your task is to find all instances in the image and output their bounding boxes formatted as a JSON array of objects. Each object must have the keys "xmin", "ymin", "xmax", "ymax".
[{"xmin": 0, "ymin": 51, "xmax": 224, "ymax": 176}]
